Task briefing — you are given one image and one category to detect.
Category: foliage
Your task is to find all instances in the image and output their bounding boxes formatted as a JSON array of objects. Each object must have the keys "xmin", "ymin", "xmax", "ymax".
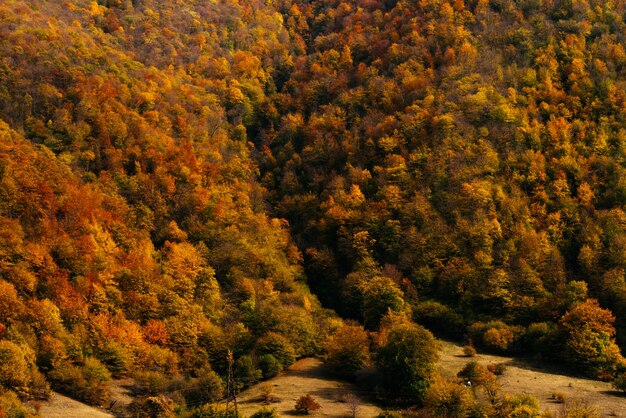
[
  {"xmin": 256, "ymin": 333, "xmax": 297, "ymax": 368},
  {"xmin": 612, "ymin": 372, "xmax": 626, "ymax": 393},
  {"xmin": 294, "ymin": 394, "xmax": 321, "ymax": 414},
  {"xmin": 250, "ymin": 407, "xmax": 279, "ymax": 418},
  {"xmin": 6, "ymin": 0, "xmax": 626, "ymax": 408},
  {"xmin": 463, "ymin": 345, "xmax": 477, "ymax": 358},
  {"xmin": 183, "ymin": 368, "xmax": 225, "ymax": 407},
  {"xmin": 424, "ymin": 375, "xmax": 473, "ymax": 418},
  {"xmin": 49, "ymin": 358, "xmax": 111, "ymax": 405},
  {"xmin": 559, "ymin": 299, "xmax": 625, "ymax": 379},
  {"xmin": 128, "ymin": 395, "xmax": 176, "ymax": 418},
  {"xmin": 325, "ymin": 323, "xmax": 370, "ymax": 378},
  {"xmin": 258, "ymin": 354, "xmax": 283, "ymax": 379},
  {"xmin": 376, "ymin": 322, "xmax": 439, "ymax": 403}
]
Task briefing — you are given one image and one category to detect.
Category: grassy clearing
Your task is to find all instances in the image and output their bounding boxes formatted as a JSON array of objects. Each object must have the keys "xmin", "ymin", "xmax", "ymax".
[
  {"xmin": 38, "ymin": 392, "xmax": 114, "ymax": 418},
  {"xmin": 438, "ymin": 341, "xmax": 626, "ymax": 417},
  {"xmin": 237, "ymin": 358, "xmax": 382, "ymax": 417}
]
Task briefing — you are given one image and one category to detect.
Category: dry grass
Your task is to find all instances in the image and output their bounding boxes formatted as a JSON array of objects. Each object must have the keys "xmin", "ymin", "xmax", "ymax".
[
  {"xmin": 236, "ymin": 358, "xmax": 382, "ymax": 417},
  {"xmin": 37, "ymin": 392, "xmax": 114, "ymax": 418},
  {"xmin": 437, "ymin": 341, "xmax": 626, "ymax": 417}
]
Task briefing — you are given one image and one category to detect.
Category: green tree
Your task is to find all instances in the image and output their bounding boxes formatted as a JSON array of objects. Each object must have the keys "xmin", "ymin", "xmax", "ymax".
[{"xmin": 376, "ymin": 322, "xmax": 439, "ymax": 403}]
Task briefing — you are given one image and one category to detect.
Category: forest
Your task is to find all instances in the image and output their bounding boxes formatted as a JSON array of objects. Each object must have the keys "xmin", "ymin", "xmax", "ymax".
[{"xmin": 2, "ymin": 0, "xmax": 626, "ymax": 417}]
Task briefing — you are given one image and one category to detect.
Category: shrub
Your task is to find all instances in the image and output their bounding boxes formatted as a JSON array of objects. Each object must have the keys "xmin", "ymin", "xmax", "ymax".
[
  {"xmin": 498, "ymin": 394, "xmax": 541, "ymax": 418},
  {"xmin": 258, "ymin": 354, "xmax": 282, "ymax": 379},
  {"xmin": 133, "ymin": 371, "xmax": 171, "ymax": 395},
  {"xmin": 190, "ymin": 403, "xmax": 241, "ymax": 418},
  {"xmin": 552, "ymin": 392, "xmax": 567, "ymax": 403},
  {"xmin": 0, "ymin": 390, "xmax": 37, "ymax": 418},
  {"xmin": 376, "ymin": 322, "xmax": 439, "ymax": 402},
  {"xmin": 375, "ymin": 412, "xmax": 403, "ymax": 418},
  {"xmin": 129, "ymin": 394, "xmax": 175, "ymax": 418},
  {"xmin": 184, "ymin": 367, "xmax": 224, "ymax": 406},
  {"xmin": 250, "ymin": 407, "xmax": 279, "ymax": 418},
  {"xmin": 260, "ymin": 382, "xmax": 276, "ymax": 403},
  {"xmin": 468, "ymin": 321, "xmax": 523, "ymax": 353},
  {"xmin": 457, "ymin": 361, "xmax": 489, "ymax": 384},
  {"xmin": 560, "ymin": 400, "xmax": 601, "ymax": 418},
  {"xmin": 424, "ymin": 375, "xmax": 473, "ymax": 418},
  {"xmin": 413, "ymin": 301, "xmax": 465, "ymax": 338},
  {"xmin": 0, "ymin": 340, "xmax": 35, "ymax": 392},
  {"xmin": 612, "ymin": 372, "xmax": 626, "ymax": 393},
  {"xmin": 234, "ymin": 355, "xmax": 261, "ymax": 387},
  {"xmin": 487, "ymin": 363, "xmax": 507, "ymax": 376},
  {"xmin": 49, "ymin": 358, "xmax": 111, "ymax": 405},
  {"xmin": 97, "ymin": 341, "xmax": 132, "ymax": 375},
  {"xmin": 325, "ymin": 323, "xmax": 370, "ymax": 378},
  {"xmin": 294, "ymin": 395, "xmax": 321, "ymax": 414},
  {"xmin": 463, "ymin": 345, "xmax": 477, "ymax": 357},
  {"xmin": 256, "ymin": 333, "xmax": 296, "ymax": 367}
]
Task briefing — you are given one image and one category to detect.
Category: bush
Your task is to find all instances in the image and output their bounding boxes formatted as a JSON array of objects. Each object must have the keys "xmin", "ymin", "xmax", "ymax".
[
  {"xmin": 375, "ymin": 412, "xmax": 402, "ymax": 418},
  {"xmin": 250, "ymin": 407, "xmax": 279, "ymax": 418},
  {"xmin": 457, "ymin": 361, "xmax": 489, "ymax": 384},
  {"xmin": 258, "ymin": 354, "xmax": 282, "ymax": 379},
  {"xmin": 0, "ymin": 390, "xmax": 37, "ymax": 418},
  {"xmin": 129, "ymin": 394, "xmax": 175, "ymax": 418},
  {"xmin": 133, "ymin": 371, "xmax": 171, "ymax": 395},
  {"xmin": 294, "ymin": 394, "xmax": 321, "ymax": 414},
  {"xmin": 560, "ymin": 400, "xmax": 601, "ymax": 418},
  {"xmin": 487, "ymin": 363, "xmax": 506, "ymax": 376},
  {"xmin": 498, "ymin": 394, "xmax": 541, "ymax": 418},
  {"xmin": 190, "ymin": 403, "xmax": 241, "ymax": 418},
  {"xmin": 256, "ymin": 333, "xmax": 296, "ymax": 368},
  {"xmin": 184, "ymin": 368, "xmax": 224, "ymax": 406},
  {"xmin": 0, "ymin": 340, "xmax": 35, "ymax": 393},
  {"xmin": 424, "ymin": 375, "xmax": 473, "ymax": 418},
  {"xmin": 325, "ymin": 323, "xmax": 370, "ymax": 378},
  {"xmin": 234, "ymin": 355, "xmax": 261, "ymax": 387},
  {"xmin": 49, "ymin": 358, "xmax": 111, "ymax": 405},
  {"xmin": 413, "ymin": 301, "xmax": 465, "ymax": 338},
  {"xmin": 463, "ymin": 345, "xmax": 477, "ymax": 357},
  {"xmin": 551, "ymin": 392, "xmax": 567, "ymax": 403},
  {"xmin": 97, "ymin": 341, "xmax": 133, "ymax": 376},
  {"xmin": 376, "ymin": 322, "xmax": 439, "ymax": 402},
  {"xmin": 468, "ymin": 321, "xmax": 523, "ymax": 353},
  {"xmin": 613, "ymin": 372, "xmax": 626, "ymax": 393}
]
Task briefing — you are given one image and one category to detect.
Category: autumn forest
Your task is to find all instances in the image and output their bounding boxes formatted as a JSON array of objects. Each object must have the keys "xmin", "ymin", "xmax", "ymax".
[{"xmin": 2, "ymin": 0, "xmax": 626, "ymax": 416}]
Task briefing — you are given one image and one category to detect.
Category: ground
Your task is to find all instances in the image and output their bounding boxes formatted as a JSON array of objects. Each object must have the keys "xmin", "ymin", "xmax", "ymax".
[
  {"xmin": 237, "ymin": 358, "xmax": 382, "ymax": 417},
  {"xmin": 37, "ymin": 392, "xmax": 113, "ymax": 418},
  {"xmin": 438, "ymin": 341, "xmax": 626, "ymax": 417}
]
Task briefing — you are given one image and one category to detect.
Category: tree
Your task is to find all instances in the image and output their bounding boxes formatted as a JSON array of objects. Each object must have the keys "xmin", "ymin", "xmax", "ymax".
[
  {"xmin": 424, "ymin": 375, "xmax": 473, "ymax": 418},
  {"xmin": 359, "ymin": 276, "xmax": 405, "ymax": 329},
  {"xmin": 325, "ymin": 323, "xmax": 371, "ymax": 378},
  {"xmin": 559, "ymin": 299, "xmax": 625, "ymax": 378},
  {"xmin": 294, "ymin": 395, "xmax": 321, "ymax": 414},
  {"xmin": 376, "ymin": 322, "xmax": 439, "ymax": 403},
  {"xmin": 612, "ymin": 372, "xmax": 626, "ymax": 393}
]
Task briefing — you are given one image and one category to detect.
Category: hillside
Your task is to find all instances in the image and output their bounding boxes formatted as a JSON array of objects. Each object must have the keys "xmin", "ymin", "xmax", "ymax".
[{"xmin": 2, "ymin": 0, "xmax": 626, "ymax": 417}]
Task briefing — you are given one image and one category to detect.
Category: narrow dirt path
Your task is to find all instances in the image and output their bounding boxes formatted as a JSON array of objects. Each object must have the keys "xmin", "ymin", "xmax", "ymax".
[
  {"xmin": 237, "ymin": 358, "xmax": 382, "ymax": 417},
  {"xmin": 437, "ymin": 341, "xmax": 626, "ymax": 417}
]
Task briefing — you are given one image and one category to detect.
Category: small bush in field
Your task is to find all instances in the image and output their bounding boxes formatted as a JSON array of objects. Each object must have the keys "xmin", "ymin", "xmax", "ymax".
[
  {"xmin": 552, "ymin": 392, "xmax": 567, "ymax": 403},
  {"xmin": 612, "ymin": 372, "xmax": 626, "ymax": 393},
  {"xmin": 463, "ymin": 345, "xmax": 477, "ymax": 357},
  {"xmin": 250, "ymin": 407, "xmax": 279, "ymax": 418},
  {"xmin": 487, "ymin": 363, "xmax": 507, "ymax": 376},
  {"xmin": 295, "ymin": 394, "xmax": 321, "ymax": 414}
]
